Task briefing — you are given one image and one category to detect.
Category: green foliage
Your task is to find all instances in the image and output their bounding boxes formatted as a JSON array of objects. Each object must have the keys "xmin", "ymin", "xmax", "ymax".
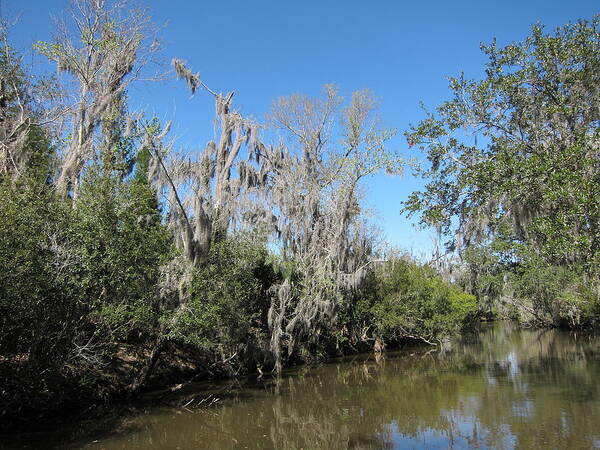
[
  {"xmin": 460, "ymin": 244, "xmax": 507, "ymax": 313},
  {"xmin": 0, "ymin": 174, "xmax": 91, "ymax": 418},
  {"xmin": 510, "ymin": 258, "xmax": 600, "ymax": 328},
  {"xmin": 172, "ymin": 234, "xmax": 276, "ymax": 354},
  {"xmin": 404, "ymin": 15, "xmax": 600, "ymax": 326},
  {"xmin": 405, "ymin": 16, "xmax": 600, "ymax": 267},
  {"xmin": 99, "ymin": 93, "xmax": 136, "ymax": 180},
  {"xmin": 349, "ymin": 259, "xmax": 477, "ymax": 345},
  {"xmin": 373, "ymin": 261, "xmax": 476, "ymax": 342},
  {"xmin": 0, "ymin": 106, "xmax": 174, "ymax": 416},
  {"xmin": 0, "ymin": 177, "xmax": 79, "ymax": 365},
  {"xmin": 70, "ymin": 141, "xmax": 172, "ymax": 343}
]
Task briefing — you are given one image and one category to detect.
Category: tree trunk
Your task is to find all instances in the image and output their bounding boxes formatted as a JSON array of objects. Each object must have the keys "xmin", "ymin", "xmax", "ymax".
[{"xmin": 127, "ymin": 335, "xmax": 165, "ymax": 395}]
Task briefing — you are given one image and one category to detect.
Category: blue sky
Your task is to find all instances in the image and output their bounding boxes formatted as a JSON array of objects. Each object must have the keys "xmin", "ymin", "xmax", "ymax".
[{"xmin": 5, "ymin": 0, "xmax": 599, "ymax": 258}]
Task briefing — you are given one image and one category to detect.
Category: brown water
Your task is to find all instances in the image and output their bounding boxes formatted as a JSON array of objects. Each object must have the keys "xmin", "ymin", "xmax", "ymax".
[{"xmin": 9, "ymin": 323, "xmax": 600, "ymax": 449}]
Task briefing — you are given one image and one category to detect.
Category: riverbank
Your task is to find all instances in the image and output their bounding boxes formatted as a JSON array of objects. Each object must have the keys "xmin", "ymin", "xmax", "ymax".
[
  {"xmin": 1, "ymin": 340, "xmax": 439, "ymax": 449},
  {"xmin": 2, "ymin": 331, "xmax": 444, "ymax": 431},
  {"xmin": 4, "ymin": 322, "xmax": 600, "ymax": 449}
]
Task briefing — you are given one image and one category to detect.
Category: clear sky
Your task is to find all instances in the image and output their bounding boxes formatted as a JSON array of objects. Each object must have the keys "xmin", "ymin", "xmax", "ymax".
[{"xmin": 4, "ymin": 0, "xmax": 599, "ymax": 259}]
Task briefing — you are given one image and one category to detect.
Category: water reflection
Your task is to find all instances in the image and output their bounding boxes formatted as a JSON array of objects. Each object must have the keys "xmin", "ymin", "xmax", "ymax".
[{"xmin": 26, "ymin": 323, "xmax": 600, "ymax": 449}]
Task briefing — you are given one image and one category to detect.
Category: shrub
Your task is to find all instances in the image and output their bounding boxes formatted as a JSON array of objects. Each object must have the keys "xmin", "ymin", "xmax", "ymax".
[
  {"xmin": 365, "ymin": 259, "xmax": 477, "ymax": 345},
  {"xmin": 511, "ymin": 260, "xmax": 600, "ymax": 328},
  {"xmin": 171, "ymin": 234, "xmax": 277, "ymax": 364}
]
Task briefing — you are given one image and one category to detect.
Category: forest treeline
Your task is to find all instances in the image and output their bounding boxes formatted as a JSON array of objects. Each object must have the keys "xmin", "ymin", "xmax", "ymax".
[
  {"xmin": 404, "ymin": 15, "xmax": 600, "ymax": 328},
  {"xmin": 0, "ymin": 0, "xmax": 597, "ymax": 424}
]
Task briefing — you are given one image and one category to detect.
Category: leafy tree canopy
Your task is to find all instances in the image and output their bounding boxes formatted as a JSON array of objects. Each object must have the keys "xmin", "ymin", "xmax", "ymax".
[{"xmin": 404, "ymin": 16, "xmax": 600, "ymax": 273}]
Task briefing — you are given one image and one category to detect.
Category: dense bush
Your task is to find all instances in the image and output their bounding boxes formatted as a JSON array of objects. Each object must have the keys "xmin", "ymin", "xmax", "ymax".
[
  {"xmin": 456, "ymin": 239, "xmax": 600, "ymax": 329},
  {"xmin": 0, "ymin": 176, "xmax": 86, "ymax": 416},
  {"xmin": 71, "ymin": 164, "xmax": 172, "ymax": 337},
  {"xmin": 171, "ymin": 234, "xmax": 277, "ymax": 367},
  {"xmin": 372, "ymin": 261, "xmax": 476, "ymax": 344},
  {"xmin": 344, "ymin": 259, "xmax": 477, "ymax": 347},
  {"xmin": 509, "ymin": 260, "xmax": 600, "ymax": 328}
]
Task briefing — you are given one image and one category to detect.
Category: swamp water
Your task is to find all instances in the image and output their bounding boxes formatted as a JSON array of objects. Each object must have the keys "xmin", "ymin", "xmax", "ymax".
[{"xmin": 7, "ymin": 323, "xmax": 600, "ymax": 449}]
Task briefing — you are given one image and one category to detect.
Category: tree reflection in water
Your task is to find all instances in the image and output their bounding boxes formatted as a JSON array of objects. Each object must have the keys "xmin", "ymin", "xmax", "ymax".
[{"xmin": 66, "ymin": 323, "xmax": 600, "ymax": 449}]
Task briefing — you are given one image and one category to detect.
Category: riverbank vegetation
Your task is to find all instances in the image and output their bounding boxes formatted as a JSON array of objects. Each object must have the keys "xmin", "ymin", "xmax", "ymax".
[
  {"xmin": 405, "ymin": 16, "xmax": 600, "ymax": 329},
  {"xmin": 0, "ymin": 0, "xmax": 597, "ymax": 427},
  {"xmin": 0, "ymin": 0, "xmax": 476, "ymax": 424}
]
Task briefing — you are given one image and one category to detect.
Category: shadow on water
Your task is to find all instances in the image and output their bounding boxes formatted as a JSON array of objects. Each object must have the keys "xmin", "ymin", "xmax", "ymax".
[{"xmin": 4, "ymin": 322, "xmax": 600, "ymax": 449}]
